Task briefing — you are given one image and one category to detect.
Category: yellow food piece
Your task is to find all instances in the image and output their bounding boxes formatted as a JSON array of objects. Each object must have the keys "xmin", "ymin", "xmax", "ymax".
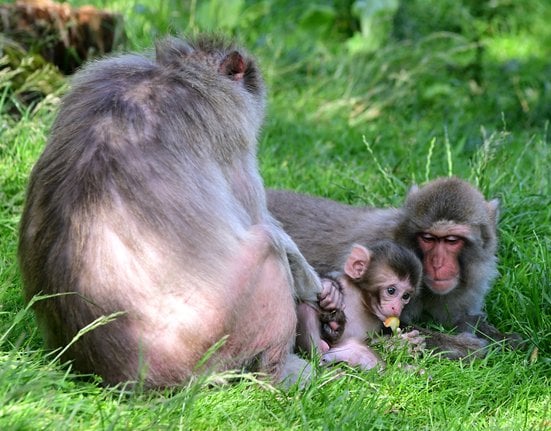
[{"xmin": 383, "ymin": 316, "xmax": 400, "ymax": 332}]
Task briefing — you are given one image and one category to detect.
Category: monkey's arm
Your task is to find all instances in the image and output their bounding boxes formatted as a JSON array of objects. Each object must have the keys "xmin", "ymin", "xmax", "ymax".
[
  {"xmin": 410, "ymin": 315, "xmax": 523, "ymax": 360},
  {"xmin": 456, "ymin": 314, "xmax": 524, "ymax": 348},
  {"xmin": 295, "ymin": 277, "xmax": 346, "ymax": 355},
  {"xmin": 409, "ymin": 324, "xmax": 489, "ymax": 359},
  {"xmin": 316, "ymin": 274, "xmax": 346, "ymax": 345},
  {"xmin": 269, "ymin": 216, "xmax": 323, "ymax": 302}
]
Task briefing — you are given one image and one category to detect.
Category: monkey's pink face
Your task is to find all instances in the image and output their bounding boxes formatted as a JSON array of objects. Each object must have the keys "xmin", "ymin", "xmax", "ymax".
[
  {"xmin": 370, "ymin": 269, "xmax": 415, "ymax": 321},
  {"xmin": 417, "ymin": 225, "xmax": 469, "ymax": 294}
]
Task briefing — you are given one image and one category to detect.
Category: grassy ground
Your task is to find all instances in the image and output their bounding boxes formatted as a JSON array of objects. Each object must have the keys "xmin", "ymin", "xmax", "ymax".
[{"xmin": 0, "ymin": 0, "xmax": 549, "ymax": 429}]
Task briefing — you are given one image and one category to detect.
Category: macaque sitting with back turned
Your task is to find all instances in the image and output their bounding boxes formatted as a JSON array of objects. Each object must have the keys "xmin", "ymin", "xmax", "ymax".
[
  {"xmin": 18, "ymin": 35, "xmax": 330, "ymax": 388},
  {"xmin": 296, "ymin": 240, "xmax": 423, "ymax": 370}
]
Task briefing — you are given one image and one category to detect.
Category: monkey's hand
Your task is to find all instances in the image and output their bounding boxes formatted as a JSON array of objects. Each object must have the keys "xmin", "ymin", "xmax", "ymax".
[
  {"xmin": 318, "ymin": 274, "xmax": 344, "ymax": 311},
  {"xmin": 373, "ymin": 328, "xmax": 427, "ymax": 357},
  {"xmin": 320, "ymin": 308, "xmax": 346, "ymax": 345},
  {"xmin": 398, "ymin": 329, "xmax": 426, "ymax": 354}
]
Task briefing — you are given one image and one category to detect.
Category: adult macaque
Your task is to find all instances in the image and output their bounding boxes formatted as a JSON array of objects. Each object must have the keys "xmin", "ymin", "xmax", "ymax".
[
  {"xmin": 18, "ymin": 35, "xmax": 329, "ymax": 388},
  {"xmin": 268, "ymin": 177, "xmax": 519, "ymax": 358},
  {"xmin": 296, "ymin": 240, "xmax": 423, "ymax": 369}
]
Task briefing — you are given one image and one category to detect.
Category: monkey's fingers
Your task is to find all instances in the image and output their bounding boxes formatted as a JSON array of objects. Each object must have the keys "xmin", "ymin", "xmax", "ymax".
[
  {"xmin": 318, "ymin": 276, "xmax": 344, "ymax": 311},
  {"xmin": 399, "ymin": 329, "xmax": 426, "ymax": 349},
  {"xmin": 318, "ymin": 339, "xmax": 330, "ymax": 354}
]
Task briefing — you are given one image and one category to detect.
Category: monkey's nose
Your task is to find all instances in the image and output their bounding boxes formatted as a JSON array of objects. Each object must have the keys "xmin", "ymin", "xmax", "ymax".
[{"xmin": 432, "ymin": 256, "xmax": 444, "ymax": 269}]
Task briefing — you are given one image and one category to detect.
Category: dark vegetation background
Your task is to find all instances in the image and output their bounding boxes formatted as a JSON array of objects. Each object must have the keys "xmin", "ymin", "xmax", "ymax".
[{"xmin": 0, "ymin": 0, "xmax": 549, "ymax": 429}]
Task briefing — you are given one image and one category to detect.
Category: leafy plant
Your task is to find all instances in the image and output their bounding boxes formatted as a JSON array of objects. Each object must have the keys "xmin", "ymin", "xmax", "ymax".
[
  {"xmin": 347, "ymin": 0, "xmax": 399, "ymax": 53},
  {"xmin": 0, "ymin": 37, "xmax": 65, "ymax": 115}
]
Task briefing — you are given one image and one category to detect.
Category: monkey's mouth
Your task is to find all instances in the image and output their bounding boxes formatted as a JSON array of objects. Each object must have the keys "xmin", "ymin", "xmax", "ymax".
[
  {"xmin": 424, "ymin": 276, "xmax": 458, "ymax": 294},
  {"xmin": 372, "ymin": 308, "xmax": 390, "ymax": 323}
]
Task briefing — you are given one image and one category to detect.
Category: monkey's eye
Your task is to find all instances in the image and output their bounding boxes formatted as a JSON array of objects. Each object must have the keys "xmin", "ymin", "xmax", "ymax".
[
  {"xmin": 444, "ymin": 236, "xmax": 460, "ymax": 245},
  {"xmin": 419, "ymin": 233, "xmax": 436, "ymax": 243},
  {"xmin": 386, "ymin": 286, "xmax": 396, "ymax": 295},
  {"xmin": 402, "ymin": 293, "xmax": 411, "ymax": 302}
]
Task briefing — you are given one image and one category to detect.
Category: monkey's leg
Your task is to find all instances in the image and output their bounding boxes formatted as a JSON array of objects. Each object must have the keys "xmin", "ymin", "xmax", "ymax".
[
  {"xmin": 232, "ymin": 224, "xmax": 310, "ymax": 384},
  {"xmin": 411, "ymin": 325, "xmax": 488, "ymax": 359},
  {"xmin": 322, "ymin": 338, "xmax": 383, "ymax": 371},
  {"xmin": 296, "ymin": 302, "xmax": 330, "ymax": 354}
]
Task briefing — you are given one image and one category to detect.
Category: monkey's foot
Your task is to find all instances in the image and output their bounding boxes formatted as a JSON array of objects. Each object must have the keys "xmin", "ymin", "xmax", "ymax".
[
  {"xmin": 470, "ymin": 320, "xmax": 525, "ymax": 349},
  {"xmin": 322, "ymin": 338, "xmax": 383, "ymax": 371}
]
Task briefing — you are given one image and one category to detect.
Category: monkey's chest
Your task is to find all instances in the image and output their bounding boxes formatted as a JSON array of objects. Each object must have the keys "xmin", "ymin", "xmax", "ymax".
[{"xmin": 341, "ymin": 288, "xmax": 380, "ymax": 340}]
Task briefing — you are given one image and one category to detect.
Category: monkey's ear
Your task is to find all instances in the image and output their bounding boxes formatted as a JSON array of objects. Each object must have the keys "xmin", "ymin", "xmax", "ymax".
[
  {"xmin": 156, "ymin": 37, "xmax": 193, "ymax": 65},
  {"xmin": 220, "ymin": 51, "xmax": 246, "ymax": 81},
  {"xmin": 487, "ymin": 198, "xmax": 500, "ymax": 225},
  {"xmin": 344, "ymin": 244, "xmax": 371, "ymax": 280}
]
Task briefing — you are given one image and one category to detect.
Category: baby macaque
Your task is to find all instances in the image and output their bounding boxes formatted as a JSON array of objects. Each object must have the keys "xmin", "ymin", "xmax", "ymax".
[{"xmin": 296, "ymin": 240, "xmax": 423, "ymax": 370}]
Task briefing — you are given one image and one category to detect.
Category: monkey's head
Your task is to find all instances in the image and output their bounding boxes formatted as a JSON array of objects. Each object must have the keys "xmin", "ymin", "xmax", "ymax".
[
  {"xmin": 398, "ymin": 177, "xmax": 499, "ymax": 295},
  {"xmin": 344, "ymin": 241, "xmax": 422, "ymax": 322},
  {"xmin": 155, "ymin": 35, "xmax": 266, "ymax": 134}
]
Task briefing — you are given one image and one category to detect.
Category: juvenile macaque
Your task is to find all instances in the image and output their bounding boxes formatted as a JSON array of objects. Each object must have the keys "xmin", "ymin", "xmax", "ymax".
[
  {"xmin": 296, "ymin": 240, "xmax": 423, "ymax": 369},
  {"xmin": 268, "ymin": 177, "xmax": 520, "ymax": 358},
  {"xmin": 18, "ymin": 35, "xmax": 327, "ymax": 388}
]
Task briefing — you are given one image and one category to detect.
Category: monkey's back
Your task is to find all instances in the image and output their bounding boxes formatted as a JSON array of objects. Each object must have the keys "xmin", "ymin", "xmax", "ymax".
[
  {"xmin": 267, "ymin": 190, "xmax": 402, "ymax": 274},
  {"xmin": 17, "ymin": 38, "xmax": 281, "ymax": 386}
]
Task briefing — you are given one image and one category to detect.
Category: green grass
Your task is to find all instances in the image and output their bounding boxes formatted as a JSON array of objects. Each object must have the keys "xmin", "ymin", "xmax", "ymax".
[{"xmin": 1, "ymin": 0, "xmax": 550, "ymax": 429}]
